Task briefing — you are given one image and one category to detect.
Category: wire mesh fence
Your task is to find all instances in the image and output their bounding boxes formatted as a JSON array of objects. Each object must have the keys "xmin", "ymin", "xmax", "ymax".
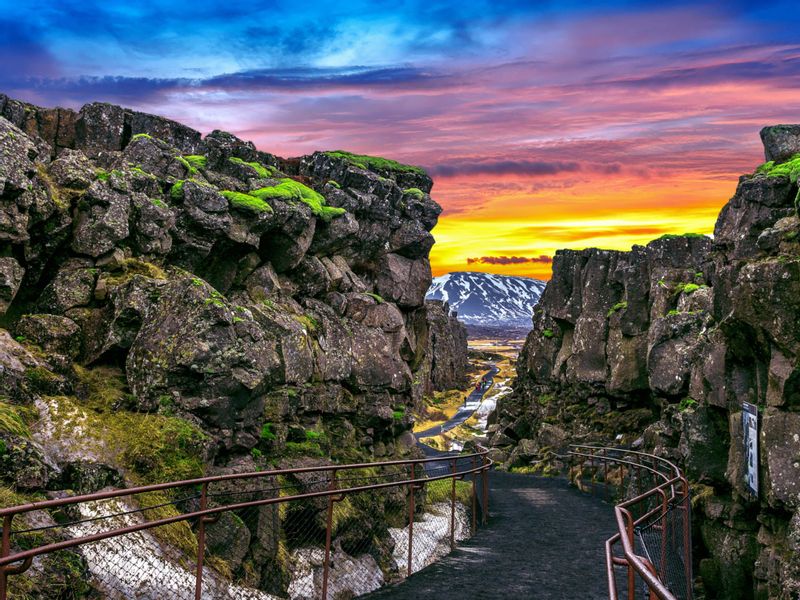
[
  {"xmin": 567, "ymin": 445, "xmax": 692, "ymax": 600},
  {"xmin": 0, "ymin": 451, "xmax": 490, "ymax": 600}
]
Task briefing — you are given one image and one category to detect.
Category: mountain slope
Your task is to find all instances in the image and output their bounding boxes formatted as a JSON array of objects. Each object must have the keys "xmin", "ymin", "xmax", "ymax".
[{"xmin": 426, "ymin": 272, "xmax": 546, "ymax": 330}]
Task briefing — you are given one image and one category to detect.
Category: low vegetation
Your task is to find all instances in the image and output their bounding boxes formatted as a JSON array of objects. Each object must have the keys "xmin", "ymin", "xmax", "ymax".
[
  {"xmin": 251, "ymin": 179, "xmax": 345, "ymax": 221},
  {"xmin": 228, "ymin": 157, "xmax": 273, "ymax": 178},
  {"xmin": 221, "ymin": 190, "xmax": 273, "ymax": 214},
  {"xmin": 324, "ymin": 150, "xmax": 426, "ymax": 175}
]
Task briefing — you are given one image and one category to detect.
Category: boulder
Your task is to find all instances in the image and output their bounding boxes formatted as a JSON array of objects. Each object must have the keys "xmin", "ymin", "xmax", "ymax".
[
  {"xmin": 374, "ymin": 254, "xmax": 431, "ymax": 309},
  {"xmin": 75, "ymin": 102, "xmax": 127, "ymax": 156},
  {"xmin": 71, "ymin": 182, "xmax": 131, "ymax": 257},
  {"xmin": 15, "ymin": 314, "xmax": 81, "ymax": 359},
  {"xmin": 760, "ymin": 125, "xmax": 800, "ymax": 163},
  {"xmin": 0, "ymin": 257, "xmax": 24, "ymax": 314}
]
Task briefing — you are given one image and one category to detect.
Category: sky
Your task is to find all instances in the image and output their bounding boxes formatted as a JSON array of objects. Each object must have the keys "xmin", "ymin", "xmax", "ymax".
[{"xmin": 2, "ymin": 1, "xmax": 800, "ymax": 279}]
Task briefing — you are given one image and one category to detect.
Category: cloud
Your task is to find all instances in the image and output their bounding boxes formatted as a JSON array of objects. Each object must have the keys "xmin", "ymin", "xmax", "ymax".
[
  {"xmin": 431, "ymin": 159, "xmax": 583, "ymax": 177},
  {"xmin": 467, "ymin": 255, "xmax": 553, "ymax": 265}
]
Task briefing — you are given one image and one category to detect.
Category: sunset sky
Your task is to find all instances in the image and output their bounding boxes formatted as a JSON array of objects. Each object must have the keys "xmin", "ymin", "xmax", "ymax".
[{"xmin": 3, "ymin": 1, "xmax": 800, "ymax": 279}]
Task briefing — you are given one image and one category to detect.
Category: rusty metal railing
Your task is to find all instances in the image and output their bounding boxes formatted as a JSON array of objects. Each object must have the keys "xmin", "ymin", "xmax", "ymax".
[
  {"xmin": 0, "ymin": 448, "xmax": 491, "ymax": 599},
  {"xmin": 569, "ymin": 445, "xmax": 692, "ymax": 600}
]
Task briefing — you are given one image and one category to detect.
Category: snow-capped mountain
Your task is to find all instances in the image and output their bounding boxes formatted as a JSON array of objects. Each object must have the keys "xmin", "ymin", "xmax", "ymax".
[{"xmin": 426, "ymin": 272, "xmax": 547, "ymax": 331}]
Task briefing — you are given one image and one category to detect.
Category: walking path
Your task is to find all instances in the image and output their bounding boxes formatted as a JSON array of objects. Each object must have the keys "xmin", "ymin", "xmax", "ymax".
[{"xmin": 365, "ymin": 471, "xmax": 614, "ymax": 599}]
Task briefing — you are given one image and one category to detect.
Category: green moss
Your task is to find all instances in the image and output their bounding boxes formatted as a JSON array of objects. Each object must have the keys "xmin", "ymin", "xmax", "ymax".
[
  {"xmin": 392, "ymin": 409, "xmax": 406, "ymax": 420},
  {"xmin": 679, "ymin": 397, "xmax": 698, "ymax": 412},
  {"xmin": 175, "ymin": 155, "xmax": 198, "ymax": 176},
  {"xmin": 365, "ymin": 292, "xmax": 384, "ymax": 304},
  {"xmin": 607, "ymin": 301, "xmax": 628, "ymax": 317},
  {"xmin": 542, "ymin": 329, "xmax": 555, "ymax": 339},
  {"xmin": 131, "ymin": 166, "xmax": 157, "ymax": 179},
  {"xmin": 536, "ymin": 393, "xmax": 554, "ymax": 406},
  {"xmin": 305, "ymin": 429, "xmax": 322, "ymax": 441},
  {"xmin": 150, "ymin": 197, "xmax": 168, "ymax": 209},
  {"xmin": 251, "ymin": 178, "xmax": 344, "ymax": 221},
  {"xmin": 228, "ymin": 157, "xmax": 272, "ymax": 178},
  {"xmin": 324, "ymin": 150, "xmax": 426, "ymax": 175},
  {"xmin": 756, "ymin": 153, "xmax": 800, "ymax": 183},
  {"xmin": 674, "ymin": 282, "xmax": 704, "ymax": 296},
  {"xmin": 104, "ymin": 258, "xmax": 167, "ymax": 287},
  {"xmin": 403, "ymin": 187, "xmax": 425, "ymax": 199},
  {"xmin": 327, "ymin": 180, "xmax": 341, "ymax": 189},
  {"xmin": 668, "ymin": 309, "xmax": 680, "ymax": 316},
  {"xmin": 260, "ymin": 423, "xmax": 276, "ymax": 441},
  {"xmin": 284, "ymin": 440, "xmax": 324, "ymax": 457},
  {"xmin": 170, "ymin": 179, "xmax": 186, "ymax": 201},
  {"xmin": 221, "ymin": 190, "xmax": 273, "ymax": 214},
  {"xmin": 95, "ymin": 168, "xmax": 110, "ymax": 182},
  {"xmin": 183, "ymin": 155, "xmax": 207, "ymax": 170},
  {"xmin": 131, "ymin": 133, "xmax": 153, "ymax": 141},
  {"xmin": 294, "ymin": 314, "xmax": 319, "ymax": 333}
]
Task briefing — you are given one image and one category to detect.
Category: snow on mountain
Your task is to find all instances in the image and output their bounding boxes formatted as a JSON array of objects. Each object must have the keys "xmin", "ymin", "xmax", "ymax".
[{"xmin": 426, "ymin": 272, "xmax": 546, "ymax": 330}]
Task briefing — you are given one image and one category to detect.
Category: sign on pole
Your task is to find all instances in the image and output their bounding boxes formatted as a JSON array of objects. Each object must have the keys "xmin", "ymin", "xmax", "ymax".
[{"xmin": 742, "ymin": 401, "xmax": 759, "ymax": 497}]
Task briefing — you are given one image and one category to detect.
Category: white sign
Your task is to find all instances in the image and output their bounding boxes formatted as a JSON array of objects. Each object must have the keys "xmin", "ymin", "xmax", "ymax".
[{"xmin": 742, "ymin": 402, "xmax": 759, "ymax": 497}]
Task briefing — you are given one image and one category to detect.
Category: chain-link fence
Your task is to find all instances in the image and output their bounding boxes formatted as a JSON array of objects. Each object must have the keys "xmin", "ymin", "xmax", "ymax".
[
  {"xmin": 0, "ymin": 451, "xmax": 491, "ymax": 600},
  {"xmin": 568, "ymin": 445, "xmax": 692, "ymax": 600}
]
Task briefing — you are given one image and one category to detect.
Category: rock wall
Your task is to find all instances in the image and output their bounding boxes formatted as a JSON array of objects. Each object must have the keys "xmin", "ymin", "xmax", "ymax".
[
  {"xmin": 491, "ymin": 127, "xmax": 800, "ymax": 599},
  {"xmin": 0, "ymin": 95, "xmax": 468, "ymax": 596}
]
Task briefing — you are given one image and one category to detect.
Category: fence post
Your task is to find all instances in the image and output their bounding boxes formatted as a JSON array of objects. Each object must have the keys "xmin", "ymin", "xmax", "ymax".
[
  {"xmin": 0, "ymin": 514, "xmax": 11, "ymax": 600},
  {"xmin": 625, "ymin": 509, "xmax": 636, "ymax": 600},
  {"xmin": 682, "ymin": 478, "xmax": 693, "ymax": 600},
  {"xmin": 471, "ymin": 456, "xmax": 477, "ymax": 534},
  {"xmin": 194, "ymin": 483, "xmax": 208, "ymax": 600},
  {"xmin": 482, "ymin": 458, "xmax": 489, "ymax": 525},
  {"xmin": 407, "ymin": 463, "xmax": 416, "ymax": 578},
  {"xmin": 450, "ymin": 458, "xmax": 457, "ymax": 551},
  {"xmin": 321, "ymin": 468, "xmax": 338, "ymax": 600}
]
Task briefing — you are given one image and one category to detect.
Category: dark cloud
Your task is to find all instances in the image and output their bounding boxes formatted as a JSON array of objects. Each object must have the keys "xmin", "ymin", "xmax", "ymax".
[
  {"xmin": 431, "ymin": 160, "xmax": 582, "ymax": 177},
  {"xmin": 467, "ymin": 255, "xmax": 553, "ymax": 265}
]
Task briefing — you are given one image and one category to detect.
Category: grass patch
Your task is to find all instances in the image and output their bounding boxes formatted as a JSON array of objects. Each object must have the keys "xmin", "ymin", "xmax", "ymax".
[
  {"xmin": 221, "ymin": 190, "xmax": 273, "ymax": 214},
  {"xmin": 425, "ymin": 479, "xmax": 472, "ymax": 505},
  {"xmin": 607, "ymin": 301, "xmax": 628, "ymax": 317},
  {"xmin": 0, "ymin": 400, "xmax": 37, "ymax": 438},
  {"xmin": 324, "ymin": 150, "xmax": 426, "ymax": 175},
  {"xmin": 251, "ymin": 179, "xmax": 345, "ymax": 221},
  {"xmin": 228, "ymin": 157, "xmax": 273, "ymax": 178},
  {"xmin": 392, "ymin": 406, "xmax": 406, "ymax": 420}
]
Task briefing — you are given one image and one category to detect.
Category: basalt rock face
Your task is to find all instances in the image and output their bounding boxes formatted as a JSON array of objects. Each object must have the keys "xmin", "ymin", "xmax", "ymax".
[
  {"xmin": 0, "ymin": 96, "xmax": 467, "ymax": 597},
  {"xmin": 493, "ymin": 129, "xmax": 800, "ymax": 599}
]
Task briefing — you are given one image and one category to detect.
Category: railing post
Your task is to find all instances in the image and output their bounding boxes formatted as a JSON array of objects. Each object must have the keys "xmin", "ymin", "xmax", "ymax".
[
  {"xmin": 603, "ymin": 448, "xmax": 609, "ymax": 501},
  {"xmin": 682, "ymin": 478, "xmax": 693, "ymax": 600},
  {"xmin": 471, "ymin": 456, "xmax": 477, "ymax": 534},
  {"xmin": 659, "ymin": 489, "xmax": 668, "ymax": 580},
  {"xmin": 321, "ymin": 468, "xmax": 338, "ymax": 600},
  {"xmin": 194, "ymin": 483, "xmax": 208, "ymax": 600},
  {"xmin": 482, "ymin": 458, "xmax": 489, "ymax": 525},
  {"xmin": 624, "ymin": 509, "xmax": 636, "ymax": 600},
  {"xmin": 450, "ymin": 458, "xmax": 457, "ymax": 551},
  {"xmin": 0, "ymin": 514, "xmax": 12, "ymax": 600},
  {"xmin": 407, "ymin": 463, "xmax": 416, "ymax": 578}
]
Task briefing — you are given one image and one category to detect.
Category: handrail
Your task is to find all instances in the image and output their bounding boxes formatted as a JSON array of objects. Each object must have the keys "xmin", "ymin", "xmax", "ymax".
[
  {"xmin": 0, "ymin": 446, "xmax": 493, "ymax": 599},
  {"xmin": 568, "ymin": 444, "xmax": 692, "ymax": 600}
]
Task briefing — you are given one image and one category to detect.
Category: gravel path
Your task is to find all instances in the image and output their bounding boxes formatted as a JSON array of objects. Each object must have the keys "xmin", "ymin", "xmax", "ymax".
[{"xmin": 365, "ymin": 471, "xmax": 614, "ymax": 600}]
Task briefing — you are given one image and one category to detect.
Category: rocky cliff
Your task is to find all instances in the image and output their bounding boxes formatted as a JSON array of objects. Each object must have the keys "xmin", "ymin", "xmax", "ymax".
[
  {"xmin": 0, "ymin": 95, "xmax": 468, "ymax": 595},
  {"xmin": 491, "ymin": 128, "xmax": 800, "ymax": 599}
]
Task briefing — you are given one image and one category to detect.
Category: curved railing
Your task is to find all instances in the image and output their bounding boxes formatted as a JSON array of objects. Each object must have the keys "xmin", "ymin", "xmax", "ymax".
[
  {"xmin": 0, "ymin": 448, "xmax": 491, "ymax": 600},
  {"xmin": 568, "ymin": 445, "xmax": 692, "ymax": 600}
]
